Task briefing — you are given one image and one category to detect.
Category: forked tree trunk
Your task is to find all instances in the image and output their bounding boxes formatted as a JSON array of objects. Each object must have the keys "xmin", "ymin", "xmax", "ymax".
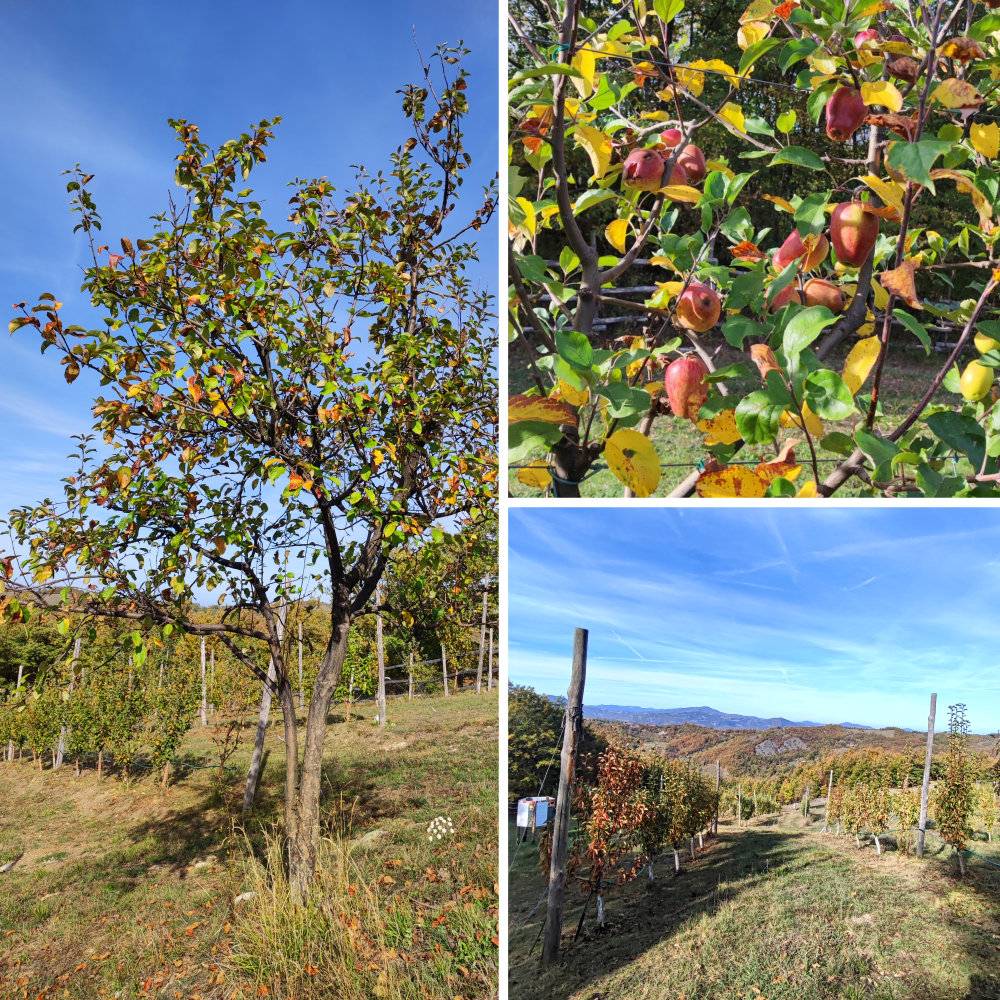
[{"xmin": 285, "ymin": 620, "xmax": 350, "ymax": 901}]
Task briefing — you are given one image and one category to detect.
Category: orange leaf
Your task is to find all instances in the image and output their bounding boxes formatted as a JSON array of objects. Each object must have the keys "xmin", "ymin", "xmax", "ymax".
[
  {"xmin": 878, "ymin": 260, "xmax": 922, "ymax": 309},
  {"xmin": 187, "ymin": 376, "xmax": 203, "ymax": 404},
  {"xmin": 749, "ymin": 344, "xmax": 780, "ymax": 380},
  {"xmin": 305, "ymin": 963, "xmax": 319, "ymax": 975},
  {"xmin": 864, "ymin": 113, "xmax": 918, "ymax": 141},
  {"xmin": 508, "ymin": 394, "xmax": 578, "ymax": 427},
  {"xmin": 939, "ymin": 36, "xmax": 985, "ymax": 61},
  {"xmin": 755, "ymin": 443, "xmax": 801, "ymax": 485},
  {"xmin": 732, "ymin": 240, "xmax": 766, "ymax": 262}
]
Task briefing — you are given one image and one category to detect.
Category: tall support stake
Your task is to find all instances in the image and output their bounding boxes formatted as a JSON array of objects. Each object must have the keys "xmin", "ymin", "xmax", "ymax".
[
  {"xmin": 737, "ymin": 784, "xmax": 742, "ymax": 828},
  {"xmin": 55, "ymin": 637, "xmax": 82, "ymax": 769},
  {"xmin": 376, "ymin": 583, "xmax": 387, "ymax": 730},
  {"xmin": 243, "ymin": 600, "xmax": 286, "ymax": 813},
  {"xmin": 200, "ymin": 637, "xmax": 208, "ymax": 726},
  {"xmin": 7, "ymin": 664, "xmax": 24, "ymax": 762},
  {"xmin": 408, "ymin": 652, "xmax": 414, "ymax": 701},
  {"xmin": 917, "ymin": 692, "xmax": 937, "ymax": 858},
  {"xmin": 487, "ymin": 628, "xmax": 494, "ymax": 692},
  {"xmin": 441, "ymin": 645, "xmax": 449, "ymax": 697},
  {"xmin": 210, "ymin": 645, "xmax": 215, "ymax": 714},
  {"xmin": 298, "ymin": 621, "xmax": 304, "ymax": 711},
  {"xmin": 541, "ymin": 628, "xmax": 588, "ymax": 965},
  {"xmin": 475, "ymin": 587, "xmax": 488, "ymax": 695},
  {"xmin": 822, "ymin": 768, "xmax": 834, "ymax": 833},
  {"xmin": 714, "ymin": 760, "xmax": 720, "ymax": 834}
]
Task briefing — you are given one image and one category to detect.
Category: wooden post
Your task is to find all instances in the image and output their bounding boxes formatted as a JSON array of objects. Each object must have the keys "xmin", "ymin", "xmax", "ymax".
[
  {"xmin": 298, "ymin": 621, "xmax": 304, "ymax": 711},
  {"xmin": 55, "ymin": 637, "xmax": 82, "ymax": 769},
  {"xmin": 917, "ymin": 692, "xmax": 936, "ymax": 858},
  {"xmin": 376, "ymin": 583, "xmax": 387, "ymax": 730},
  {"xmin": 8, "ymin": 664, "xmax": 24, "ymax": 762},
  {"xmin": 541, "ymin": 628, "xmax": 588, "ymax": 965},
  {"xmin": 210, "ymin": 645, "xmax": 215, "ymax": 715},
  {"xmin": 714, "ymin": 760, "xmax": 720, "ymax": 834},
  {"xmin": 475, "ymin": 588, "xmax": 488, "ymax": 695},
  {"xmin": 822, "ymin": 769, "xmax": 834, "ymax": 833},
  {"xmin": 802, "ymin": 785, "xmax": 810, "ymax": 819},
  {"xmin": 441, "ymin": 645, "xmax": 449, "ymax": 697},
  {"xmin": 346, "ymin": 668, "xmax": 355, "ymax": 722},
  {"xmin": 243, "ymin": 601, "xmax": 286, "ymax": 813},
  {"xmin": 737, "ymin": 784, "xmax": 742, "ymax": 828},
  {"xmin": 408, "ymin": 652, "xmax": 414, "ymax": 701},
  {"xmin": 487, "ymin": 628, "xmax": 494, "ymax": 692},
  {"xmin": 200, "ymin": 637, "xmax": 208, "ymax": 726},
  {"xmin": 158, "ymin": 659, "xmax": 164, "ymax": 690}
]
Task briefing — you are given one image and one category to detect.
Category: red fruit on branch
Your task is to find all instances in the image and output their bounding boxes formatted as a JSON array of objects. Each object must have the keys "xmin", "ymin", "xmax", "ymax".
[
  {"xmin": 622, "ymin": 148, "xmax": 665, "ymax": 191},
  {"xmin": 803, "ymin": 278, "xmax": 845, "ymax": 313},
  {"xmin": 773, "ymin": 231, "xmax": 829, "ymax": 272},
  {"xmin": 675, "ymin": 281, "xmax": 721, "ymax": 332},
  {"xmin": 676, "ymin": 143, "xmax": 707, "ymax": 182},
  {"xmin": 665, "ymin": 356, "xmax": 710, "ymax": 421},
  {"xmin": 769, "ymin": 284, "xmax": 804, "ymax": 312},
  {"xmin": 825, "ymin": 86, "xmax": 868, "ymax": 141},
  {"xmin": 660, "ymin": 128, "xmax": 683, "ymax": 147},
  {"xmin": 854, "ymin": 28, "xmax": 880, "ymax": 47},
  {"xmin": 831, "ymin": 202, "xmax": 879, "ymax": 267}
]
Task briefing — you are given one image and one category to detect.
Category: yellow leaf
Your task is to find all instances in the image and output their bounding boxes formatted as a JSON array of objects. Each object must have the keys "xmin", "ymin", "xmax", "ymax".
[
  {"xmin": 604, "ymin": 429, "xmax": 661, "ymax": 497},
  {"xmin": 649, "ymin": 255, "xmax": 680, "ymax": 272},
  {"xmin": 763, "ymin": 193, "xmax": 796, "ymax": 214},
  {"xmin": 858, "ymin": 174, "xmax": 904, "ymax": 218},
  {"xmin": 756, "ymin": 452, "xmax": 801, "ymax": 485},
  {"xmin": 696, "ymin": 466, "xmax": 767, "ymax": 498},
  {"xmin": 969, "ymin": 122, "xmax": 999, "ymax": 159},
  {"xmin": 644, "ymin": 381, "xmax": 665, "ymax": 398},
  {"xmin": 573, "ymin": 124, "xmax": 613, "ymax": 179},
  {"xmin": 692, "ymin": 59, "xmax": 740, "ymax": 88},
  {"xmin": 932, "ymin": 79, "xmax": 982, "ymax": 109},
  {"xmin": 737, "ymin": 21, "xmax": 769, "ymax": 50},
  {"xmin": 696, "ymin": 409, "xmax": 742, "ymax": 445},
  {"xmin": 570, "ymin": 48, "xmax": 597, "ymax": 98},
  {"xmin": 515, "ymin": 198, "xmax": 535, "ymax": 238},
  {"xmin": 35, "ymin": 564, "xmax": 53, "ymax": 584},
  {"xmin": 872, "ymin": 279, "xmax": 889, "ymax": 311},
  {"xmin": 213, "ymin": 537, "xmax": 227, "ymax": 556},
  {"xmin": 516, "ymin": 461, "xmax": 552, "ymax": 490},
  {"xmin": 860, "ymin": 81, "xmax": 903, "ymax": 112},
  {"xmin": 740, "ymin": 0, "xmax": 776, "ymax": 23},
  {"xmin": 796, "ymin": 480, "xmax": 819, "ymax": 497},
  {"xmin": 929, "ymin": 168, "xmax": 993, "ymax": 230},
  {"xmin": 842, "ymin": 336, "xmax": 881, "ymax": 395},
  {"xmin": 557, "ymin": 379, "xmax": 589, "ymax": 407},
  {"xmin": 718, "ymin": 103, "xmax": 747, "ymax": 134},
  {"xmin": 605, "ymin": 219, "xmax": 629, "ymax": 253},
  {"xmin": 809, "ymin": 53, "xmax": 838, "ymax": 75},
  {"xmin": 508, "ymin": 394, "xmax": 578, "ymax": 426},
  {"xmin": 780, "ymin": 403, "xmax": 823, "ymax": 437},
  {"xmin": 661, "ymin": 184, "xmax": 703, "ymax": 203}
]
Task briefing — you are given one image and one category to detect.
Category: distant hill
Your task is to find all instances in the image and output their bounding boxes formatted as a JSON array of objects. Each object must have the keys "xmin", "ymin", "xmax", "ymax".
[{"xmin": 579, "ymin": 703, "xmax": 871, "ymax": 730}]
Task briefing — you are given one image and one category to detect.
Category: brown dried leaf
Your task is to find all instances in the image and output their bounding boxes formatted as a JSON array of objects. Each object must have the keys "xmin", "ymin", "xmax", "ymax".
[{"xmin": 878, "ymin": 260, "xmax": 923, "ymax": 310}]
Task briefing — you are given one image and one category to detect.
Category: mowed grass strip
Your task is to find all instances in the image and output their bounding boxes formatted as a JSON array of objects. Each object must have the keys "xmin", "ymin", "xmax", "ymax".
[
  {"xmin": 0, "ymin": 690, "xmax": 499, "ymax": 1000},
  {"xmin": 509, "ymin": 809, "xmax": 1000, "ymax": 1000}
]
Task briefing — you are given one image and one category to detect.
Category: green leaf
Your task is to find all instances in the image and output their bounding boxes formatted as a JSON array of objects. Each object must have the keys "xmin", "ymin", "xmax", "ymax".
[
  {"xmin": 794, "ymin": 191, "xmax": 830, "ymax": 233},
  {"xmin": 820, "ymin": 431, "xmax": 855, "ymax": 456},
  {"xmin": 924, "ymin": 411, "xmax": 986, "ymax": 471},
  {"xmin": 942, "ymin": 364, "xmax": 962, "ymax": 393},
  {"xmin": 599, "ymin": 382, "xmax": 653, "ymax": 419},
  {"xmin": 779, "ymin": 37, "xmax": 820, "ymax": 71},
  {"xmin": 735, "ymin": 391, "xmax": 784, "ymax": 445},
  {"xmin": 653, "ymin": 0, "xmax": 685, "ymax": 21},
  {"xmin": 893, "ymin": 310, "xmax": 931, "ymax": 354},
  {"xmin": 726, "ymin": 172, "xmax": 756, "ymax": 205},
  {"xmin": 515, "ymin": 254, "xmax": 548, "ymax": 283},
  {"xmin": 739, "ymin": 36, "xmax": 785, "ymax": 75},
  {"xmin": 508, "ymin": 64, "xmax": 586, "ymax": 88},
  {"xmin": 886, "ymin": 139, "xmax": 952, "ymax": 193},
  {"xmin": 721, "ymin": 315, "xmax": 766, "ymax": 348},
  {"xmin": 806, "ymin": 81, "xmax": 838, "ymax": 123},
  {"xmin": 509, "ymin": 421, "xmax": 564, "ymax": 464},
  {"xmin": 783, "ymin": 306, "xmax": 837, "ymax": 357},
  {"xmin": 770, "ymin": 147, "xmax": 826, "ymax": 171},
  {"xmin": 776, "ymin": 109, "xmax": 797, "ymax": 134},
  {"xmin": 555, "ymin": 330, "xmax": 594, "ymax": 371},
  {"xmin": 573, "ymin": 189, "xmax": 617, "ymax": 214},
  {"xmin": 803, "ymin": 370, "xmax": 855, "ymax": 420},
  {"xmin": 766, "ymin": 476, "xmax": 798, "ymax": 497},
  {"xmin": 854, "ymin": 428, "xmax": 898, "ymax": 479}
]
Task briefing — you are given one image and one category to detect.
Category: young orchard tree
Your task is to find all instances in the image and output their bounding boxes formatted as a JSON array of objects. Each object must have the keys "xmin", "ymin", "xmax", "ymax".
[
  {"xmin": 2, "ymin": 44, "xmax": 497, "ymax": 900},
  {"xmin": 509, "ymin": 0, "xmax": 1000, "ymax": 498},
  {"xmin": 937, "ymin": 702, "xmax": 975, "ymax": 875}
]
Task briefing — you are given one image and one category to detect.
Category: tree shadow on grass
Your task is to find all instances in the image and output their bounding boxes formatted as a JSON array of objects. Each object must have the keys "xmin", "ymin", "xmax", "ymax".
[{"xmin": 509, "ymin": 827, "xmax": 806, "ymax": 1000}]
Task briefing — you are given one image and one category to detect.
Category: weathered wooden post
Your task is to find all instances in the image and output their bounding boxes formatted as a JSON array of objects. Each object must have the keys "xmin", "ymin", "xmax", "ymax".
[
  {"xmin": 802, "ymin": 785, "xmax": 810, "ymax": 819},
  {"xmin": 200, "ymin": 637, "xmax": 208, "ymax": 726},
  {"xmin": 476, "ymin": 588, "xmax": 488, "ymax": 695},
  {"xmin": 209, "ymin": 645, "xmax": 215, "ymax": 715},
  {"xmin": 917, "ymin": 692, "xmax": 937, "ymax": 858},
  {"xmin": 55, "ymin": 637, "xmax": 82, "ymax": 769},
  {"xmin": 441, "ymin": 645, "xmax": 449, "ymax": 697},
  {"xmin": 487, "ymin": 628, "xmax": 494, "ymax": 692},
  {"xmin": 7, "ymin": 664, "xmax": 24, "ymax": 762},
  {"xmin": 737, "ymin": 784, "xmax": 742, "ymax": 828},
  {"xmin": 822, "ymin": 769, "xmax": 834, "ymax": 833},
  {"xmin": 408, "ymin": 652, "xmax": 414, "ymax": 701},
  {"xmin": 297, "ymin": 621, "xmax": 304, "ymax": 711},
  {"xmin": 714, "ymin": 760, "xmax": 720, "ymax": 834},
  {"xmin": 243, "ymin": 600, "xmax": 286, "ymax": 813},
  {"xmin": 376, "ymin": 583, "xmax": 387, "ymax": 730},
  {"xmin": 541, "ymin": 628, "xmax": 588, "ymax": 965}
]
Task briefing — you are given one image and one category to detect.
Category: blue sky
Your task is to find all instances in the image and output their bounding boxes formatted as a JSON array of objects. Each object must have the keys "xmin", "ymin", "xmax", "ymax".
[
  {"xmin": 509, "ymin": 508, "xmax": 1000, "ymax": 733},
  {"xmin": 0, "ymin": 0, "xmax": 497, "ymax": 518}
]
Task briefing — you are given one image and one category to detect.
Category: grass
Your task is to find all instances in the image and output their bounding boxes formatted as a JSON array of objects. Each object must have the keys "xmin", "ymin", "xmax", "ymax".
[
  {"xmin": 509, "ymin": 340, "xmax": 974, "ymax": 498},
  {"xmin": 0, "ymin": 689, "xmax": 499, "ymax": 999},
  {"xmin": 508, "ymin": 806, "xmax": 1000, "ymax": 1000}
]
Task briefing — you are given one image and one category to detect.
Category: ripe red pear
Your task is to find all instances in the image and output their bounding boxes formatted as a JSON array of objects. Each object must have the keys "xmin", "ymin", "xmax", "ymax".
[
  {"xmin": 622, "ymin": 148, "xmax": 665, "ymax": 191},
  {"xmin": 768, "ymin": 284, "xmax": 804, "ymax": 312},
  {"xmin": 675, "ymin": 281, "xmax": 721, "ymax": 332},
  {"xmin": 773, "ymin": 231, "xmax": 829, "ymax": 272},
  {"xmin": 665, "ymin": 356, "xmax": 710, "ymax": 421},
  {"xmin": 831, "ymin": 202, "xmax": 879, "ymax": 267},
  {"xmin": 676, "ymin": 143, "xmax": 707, "ymax": 182},
  {"xmin": 825, "ymin": 86, "xmax": 868, "ymax": 142},
  {"xmin": 667, "ymin": 163, "xmax": 688, "ymax": 185},
  {"xmin": 660, "ymin": 128, "xmax": 683, "ymax": 147},
  {"xmin": 854, "ymin": 28, "xmax": 880, "ymax": 47},
  {"xmin": 803, "ymin": 278, "xmax": 845, "ymax": 313}
]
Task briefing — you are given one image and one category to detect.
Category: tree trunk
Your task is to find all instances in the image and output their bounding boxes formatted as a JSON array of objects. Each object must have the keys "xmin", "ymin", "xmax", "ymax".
[{"xmin": 286, "ymin": 621, "xmax": 350, "ymax": 902}]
